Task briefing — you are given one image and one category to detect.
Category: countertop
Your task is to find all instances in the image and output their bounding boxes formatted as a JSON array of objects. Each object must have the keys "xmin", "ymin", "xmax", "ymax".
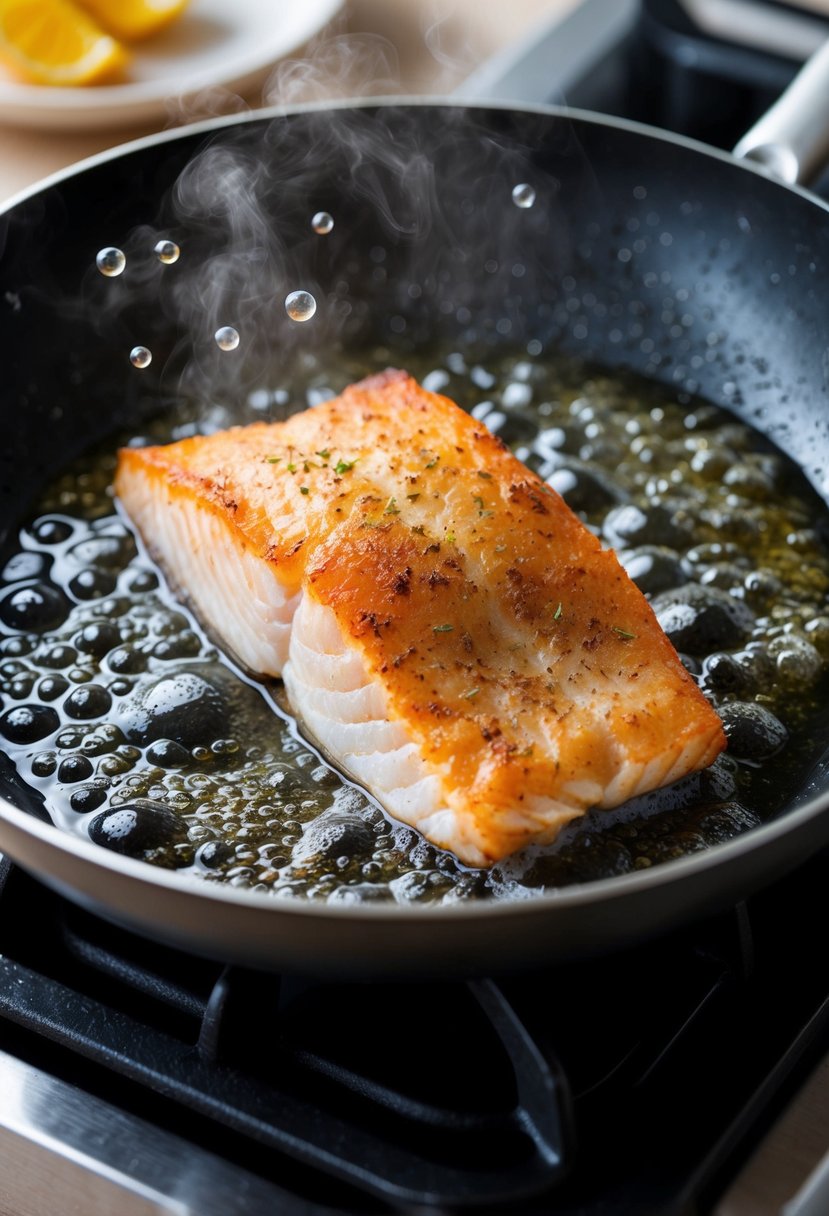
[{"xmin": 0, "ymin": 0, "xmax": 572, "ymax": 202}]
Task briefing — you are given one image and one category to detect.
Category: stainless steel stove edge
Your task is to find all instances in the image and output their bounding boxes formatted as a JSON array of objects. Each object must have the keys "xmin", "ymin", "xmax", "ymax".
[
  {"xmin": 454, "ymin": 0, "xmax": 639, "ymax": 104},
  {"xmin": 0, "ymin": 1047, "xmax": 316, "ymax": 1216}
]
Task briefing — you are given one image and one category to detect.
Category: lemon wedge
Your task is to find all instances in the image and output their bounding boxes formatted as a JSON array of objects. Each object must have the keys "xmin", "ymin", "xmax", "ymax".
[
  {"xmin": 0, "ymin": 0, "xmax": 129, "ymax": 85},
  {"xmin": 75, "ymin": 0, "xmax": 189, "ymax": 42}
]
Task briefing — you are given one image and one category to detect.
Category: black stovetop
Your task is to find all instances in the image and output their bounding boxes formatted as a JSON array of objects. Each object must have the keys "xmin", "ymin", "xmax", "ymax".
[
  {"xmin": 554, "ymin": 0, "xmax": 829, "ymax": 158},
  {"xmin": 3, "ymin": 3, "xmax": 829, "ymax": 1214},
  {"xmin": 1, "ymin": 848, "xmax": 828, "ymax": 1215}
]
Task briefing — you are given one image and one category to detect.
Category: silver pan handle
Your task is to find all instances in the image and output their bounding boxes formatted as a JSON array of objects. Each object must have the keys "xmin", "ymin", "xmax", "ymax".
[{"xmin": 733, "ymin": 38, "xmax": 829, "ymax": 185}]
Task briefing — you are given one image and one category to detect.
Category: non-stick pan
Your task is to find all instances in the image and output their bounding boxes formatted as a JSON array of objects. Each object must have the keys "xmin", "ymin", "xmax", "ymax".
[{"xmin": 1, "ymin": 47, "xmax": 829, "ymax": 977}]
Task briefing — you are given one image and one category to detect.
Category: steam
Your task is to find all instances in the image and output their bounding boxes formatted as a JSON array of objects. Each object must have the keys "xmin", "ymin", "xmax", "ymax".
[
  {"xmin": 162, "ymin": 21, "xmax": 401, "ymax": 127},
  {"xmin": 264, "ymin": 31, "xmax": 400, "ymax": 107},
  {"xmin": 164, "ymin": 84, "xmax": 250, "ymax": 128},
  {"xmin": 76, "ymin": 19, "xmax": 593, "ymax": 418},
  {"xmin": 162, "ymin": 5, "xmax": 483, "ymax": 126},
  {"xmin": 423, "ymin": 0, "xmax": 477, "ymax": 86},
  {"xmin": 157, "ymin": 99, "xmax": 581, "ymax": 409}
]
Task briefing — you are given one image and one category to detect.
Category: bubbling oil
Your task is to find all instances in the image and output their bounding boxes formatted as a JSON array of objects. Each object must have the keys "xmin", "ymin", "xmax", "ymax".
[
  {"xmin": 2, "ymin": 350, "xmax": 829, "ymax": 905},
  {"xmin": 214, "ymin": 327, "xmax": 240, "ymax": 352},
  {"xmin": 311, "ymin": 212, "xmax": 334, "ymax": 235},
  {"xmin": 154, "ymin": 240, "xmax": 181, "ymax": 265},
  {"xmin": 285, "ymin": 291, "xmax": 317, "ymax": 323},
  {"xmin": 129, "ymin": 346, "xmax": 152, "ymax": 369},
  {"xmin": 96, "ymin": 247, "xmax": 126, "ymax": 277},
  {"xmin": 511, "ymin": 183, "xmax": 536, "ymax": 209}
]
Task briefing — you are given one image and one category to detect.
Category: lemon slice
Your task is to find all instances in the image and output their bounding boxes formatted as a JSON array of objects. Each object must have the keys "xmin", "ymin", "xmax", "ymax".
[
  {"xmin": 0, "ymin": 0, "xmax": 129, "ymax": 85},
  {"xmin": 75, "ymin": 0, "xmax": 189, "ymax": 42}
]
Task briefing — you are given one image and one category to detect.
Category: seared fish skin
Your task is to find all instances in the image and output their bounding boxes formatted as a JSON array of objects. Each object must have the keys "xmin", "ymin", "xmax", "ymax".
[{"xmin": 115, "ymin": 371, "xmax": 725, "ymax": 866}]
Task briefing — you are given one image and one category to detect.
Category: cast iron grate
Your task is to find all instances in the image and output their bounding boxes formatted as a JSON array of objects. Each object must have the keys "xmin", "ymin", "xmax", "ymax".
[
  {"xmin": 0, "ymin": 857, "xmax": 571, "ymax": 1209},
  {"xmin": 1, "ymin": 852, "xmax": 829, "ymax": 1214}
]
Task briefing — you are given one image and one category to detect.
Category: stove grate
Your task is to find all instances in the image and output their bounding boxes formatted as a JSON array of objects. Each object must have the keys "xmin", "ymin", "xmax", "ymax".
[
  {"xmin": 1, "ymin": 853, "xmax": 828, "ymax": 1214},
  {"xmin": 0, "ymin": 858, "xmax": 571, "ymax": 1209}
]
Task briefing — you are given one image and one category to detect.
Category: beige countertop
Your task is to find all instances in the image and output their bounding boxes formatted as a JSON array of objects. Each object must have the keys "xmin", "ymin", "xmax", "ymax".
[{"xmin": 0, "ymin": 0, "xmax": 573, "ymax": 202}]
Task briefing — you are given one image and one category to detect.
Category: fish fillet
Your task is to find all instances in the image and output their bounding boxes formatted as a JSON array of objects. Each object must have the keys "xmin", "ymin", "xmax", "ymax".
[{"xmin": 115, "ymin": 370, "xmax": 725, "ymax": 866}]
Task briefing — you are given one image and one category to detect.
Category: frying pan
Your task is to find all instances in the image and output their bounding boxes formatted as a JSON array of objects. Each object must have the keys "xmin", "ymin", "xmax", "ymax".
[{"xmin": 1, "ymin": 46, "xmax": 829, "ymax": 977}]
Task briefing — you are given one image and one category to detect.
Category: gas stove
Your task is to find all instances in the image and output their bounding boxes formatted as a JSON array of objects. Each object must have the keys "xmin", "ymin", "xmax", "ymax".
[
  {"xmin": 3, "ymin": 3, "xmax": 829, "ymax": 1214},
  {"xmin": 1, "ymin": 848, "xmax": 829, "ymax": 1216}
]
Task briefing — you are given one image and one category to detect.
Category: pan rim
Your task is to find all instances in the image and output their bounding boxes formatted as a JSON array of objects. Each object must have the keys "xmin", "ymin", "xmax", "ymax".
[
  {"xmin": 1, "ymin": 781, "xmax": 826, "ymax": 922},
  {"xmin": 2, "ymin": 95, "xmax": 829, "ymax": 219},
  {"xmin": 1, "ymin": 95, "xmax": 828, "ymax": 926}
]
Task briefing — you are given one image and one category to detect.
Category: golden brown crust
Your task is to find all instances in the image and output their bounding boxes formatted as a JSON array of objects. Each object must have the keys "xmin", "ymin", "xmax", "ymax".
[{"xmin": 116, "ymin": 371, "xmax": 725, "ymax": 859}]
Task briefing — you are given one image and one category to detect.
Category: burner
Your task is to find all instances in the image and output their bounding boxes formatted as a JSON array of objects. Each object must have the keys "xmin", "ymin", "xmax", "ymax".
[
  {"xmin": 1, "ymin": 852, "xmax": 828, "ymax": 1214},
  {"xmin": 460, "ymin": 0, "xmax": 829, "ymax": 194},
  {"xmin": 0, "ymin": 859, "xmax": 569, "ymax": 1209}
]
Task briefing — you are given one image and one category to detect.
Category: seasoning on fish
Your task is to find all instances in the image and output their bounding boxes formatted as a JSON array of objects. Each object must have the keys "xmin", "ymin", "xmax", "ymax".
[{"xmin": 115, "ymin": 370, "xmax": 725, "ymax": 866}]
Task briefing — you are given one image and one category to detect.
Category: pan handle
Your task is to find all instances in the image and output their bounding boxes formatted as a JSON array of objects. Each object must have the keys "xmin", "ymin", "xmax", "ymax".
[{"xmin": 733, "ymin": 39, "xmax": 829, "ymax": 185}]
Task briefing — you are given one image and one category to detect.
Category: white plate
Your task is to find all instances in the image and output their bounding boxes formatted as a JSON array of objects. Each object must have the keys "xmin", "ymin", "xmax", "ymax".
[{"xmin": 0, "ymin": 0, "xmax": 344, "ymax": 131}]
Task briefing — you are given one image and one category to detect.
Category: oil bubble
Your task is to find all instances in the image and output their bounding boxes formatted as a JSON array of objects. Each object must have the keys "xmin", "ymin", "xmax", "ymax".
[
  {"xmin": 285, "ymin": 290, "xmax": 317, "ymax": 323},
  {"xmin": 312, "ymin": 211, "xmax": 334, "ymax": 235},
  {"xmin": 129, "ymin": 346, "xmax": 152, "ymax": 369},
  {"xmin": 511, "ymin": 183, "xmax": 536, "ymax": 209},
  {"xmin": 154, "ymin": 240, "xmax": 180, "ymax": 265},
  {"xmin": 214, "ymin": 326, "xmax": 240, "ymax": 351},
  {"xmin": 96, "ymin": 247, "xmax": 126, "ymax": 277}
]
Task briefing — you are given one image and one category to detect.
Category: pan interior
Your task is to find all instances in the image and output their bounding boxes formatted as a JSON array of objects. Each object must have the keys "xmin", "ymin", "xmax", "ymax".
[
  {"xmin": 2, "ymin": 343, "xmax": 829, "ymax": 905},
  {"xmin": 1, "ymin": 103, "xmax": 829, "ymax": 910}
]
